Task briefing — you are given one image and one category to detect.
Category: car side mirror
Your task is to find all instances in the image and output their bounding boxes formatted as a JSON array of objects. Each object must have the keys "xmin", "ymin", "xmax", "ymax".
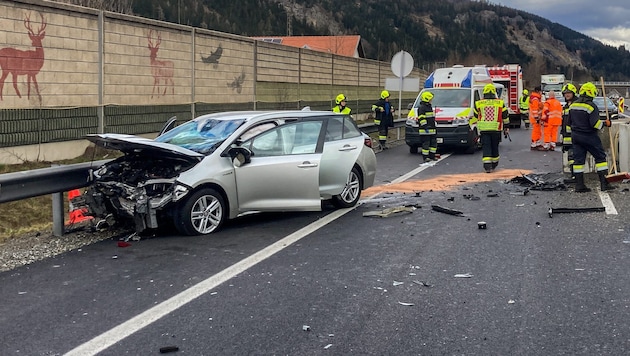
[
  {"xmin": 159, "ymin": 116, "xmax": 177, "ymax": 136},
  {"xmin": 228, "ymin": 147, "xmax": 252, "ymax": 167},
  {"xmin": 407, "ymin": 103, "xmax": 413, "ymax": 110}
]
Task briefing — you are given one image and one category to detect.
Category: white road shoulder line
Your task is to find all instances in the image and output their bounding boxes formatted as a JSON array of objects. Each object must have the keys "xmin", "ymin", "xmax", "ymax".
[
  {"xmin": 66, "ymin": 208, "xmax": 355, "ymax": 355},
  {"xmin": 599, "ymin": 191, "xmax": 618, "ymax": 215},
  {"xmin": 66, "ymin": 155, "xmax": 446, "ymax": 355},
  {"xmin": 390, "ymin": 153, "xmax": 451, "ymax": 184}
]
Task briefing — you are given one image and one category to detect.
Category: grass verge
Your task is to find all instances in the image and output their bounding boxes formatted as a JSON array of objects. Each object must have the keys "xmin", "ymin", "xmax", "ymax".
[{"xmin": 0, "ymin": 146, "xmax": 120, "ymax": 243}]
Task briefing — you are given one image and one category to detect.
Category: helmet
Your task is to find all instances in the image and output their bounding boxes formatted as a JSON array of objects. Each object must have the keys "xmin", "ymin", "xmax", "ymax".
[
  {"xmin": 421, "ymin": 91, "xmax": 434, "ymax": 102},
  {"xmin": 380, "ymin": 90, "xmax": 390, "ymax": 99},
  {"xmin": 335, "ymin": 93, "xmax": 346, "ymax": 105},
  {"xmin": 523, "ymin": 89, "xmax": 529, "ymax": 95},
  {"xmin": 562, "ymin": 83, "xmax": 578, "ymax": 95},
  {"xmin": 483, "ymin": 83, "xmax": 497, "ymax": 95},
  {"xmin": 579, "ymin": 82, "xmax": 597, "ymax": 98}
]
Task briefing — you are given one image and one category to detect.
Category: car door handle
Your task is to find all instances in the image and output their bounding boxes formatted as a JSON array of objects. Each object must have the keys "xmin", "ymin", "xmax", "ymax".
[
  {"xmin": 338, "ymin": 145, "xmax": 357, "ymax": 151},
  {"xmin": 298, "ymin": 161, "xmax": 318, "ymax": 168}
]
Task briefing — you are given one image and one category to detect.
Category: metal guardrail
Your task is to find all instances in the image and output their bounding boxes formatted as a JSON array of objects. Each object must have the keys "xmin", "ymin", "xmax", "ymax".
[{"xmin": 0, "ymin": 121, "xmax": 407, "ymax": 236}]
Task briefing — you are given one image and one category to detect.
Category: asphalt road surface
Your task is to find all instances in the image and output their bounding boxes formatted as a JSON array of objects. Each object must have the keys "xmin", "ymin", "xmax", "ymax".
[{"xmin": 2, "ymin": 127, "xmax": 630, "ymax": 355}]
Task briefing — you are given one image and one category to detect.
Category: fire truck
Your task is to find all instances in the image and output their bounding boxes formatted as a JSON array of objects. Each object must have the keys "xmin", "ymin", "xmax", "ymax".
[{"xmin": 486, "ymin": 64, "xmax": 523, "ymax": 128}]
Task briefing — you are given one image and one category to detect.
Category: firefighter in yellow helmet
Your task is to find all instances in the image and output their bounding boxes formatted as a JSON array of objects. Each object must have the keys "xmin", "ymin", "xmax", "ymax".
[
  {"xmin": 561, "ymin": 83, "xmax": 578, "ymax": 181},
  {"xmin": 416, "ymin": 91, "xmax": 438, "ymax": 163},
  {"xmin": 519, "ymin": 88, "xmax": 530, "ymax": 128},
  {"xmin": 371, "ymin": 90, "xmax": 395, "ymax": 148},
  {"xmin": 332, "ymin": 93, "xmax": 352, "ymax": 115},
  {"xmin": 568, "ymin": 82, "xmax": 614, "ymax": 192},
  {"xmin": 474, "ymin": 83, "xmax": 509, "ymax": 173}
]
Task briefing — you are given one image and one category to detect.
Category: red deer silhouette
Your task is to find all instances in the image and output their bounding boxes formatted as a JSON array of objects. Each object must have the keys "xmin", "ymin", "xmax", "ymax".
[
  {"xmin": 0, "ymin": 12, "xmax": 47, "ymax": 103},
  {"xmin": 147, "ymin": 30, "xmax": 174, "ymax": 98}
]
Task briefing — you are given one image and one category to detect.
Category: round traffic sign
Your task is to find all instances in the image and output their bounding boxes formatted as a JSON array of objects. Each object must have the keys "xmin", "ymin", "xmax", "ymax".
[{"xmin": 391, "ymin": 51, "xmax": 413, "ymax": 78}]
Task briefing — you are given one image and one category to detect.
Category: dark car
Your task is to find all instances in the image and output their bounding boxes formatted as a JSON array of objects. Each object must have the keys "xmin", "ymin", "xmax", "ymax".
[{"xmin": 593, "ymin": 97, "xmax": 619, "ymax": 120}]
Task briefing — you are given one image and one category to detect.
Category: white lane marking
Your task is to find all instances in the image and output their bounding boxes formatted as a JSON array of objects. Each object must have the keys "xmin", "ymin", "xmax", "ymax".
[
  {"xmin": 390, "ymin": 153, "xmax": 452, "ymax": 184},
  {"xmin": 66, "ymin": 154, "xmax": 449, "ymax": 355},
  {"xmin": 66, "ymin": 209, "xmax": 355, "ymax": 355},
  {"xmin": 599, "ymin": 191, "xmax": 618, "ymax": 215}
]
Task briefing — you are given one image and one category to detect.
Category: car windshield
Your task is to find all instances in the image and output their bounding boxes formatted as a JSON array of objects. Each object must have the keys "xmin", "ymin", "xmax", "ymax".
[
  {"xmin": 593, "ymin": 97, "xmax": 617, "ymax": 111},
  {"xmin": 155, "ymin": 118, "xmax": 246, "ymax": 154},
  {"xmin": 415, "ymin": 88, "xmax": 470, "ymax": 108}
]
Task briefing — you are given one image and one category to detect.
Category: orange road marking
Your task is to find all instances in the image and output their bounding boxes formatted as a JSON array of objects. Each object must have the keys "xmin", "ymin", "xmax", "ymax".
[{"xmin": 362, "ymin": 168, "xmax": 533, "ymax": 196}]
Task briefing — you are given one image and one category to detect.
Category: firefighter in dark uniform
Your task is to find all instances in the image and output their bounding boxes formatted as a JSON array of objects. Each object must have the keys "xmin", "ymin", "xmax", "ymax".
[
  {"xmin": 561, "ymin": 83, "xmax": 578, "ymax": 181},
  {"xmin": 474, "ymin": 83, "xmax": 509, "ymax": 173},
  {"xmin": 372, "ymin": 90, "xmax": 394, "ymax": 149},
  {"xmin": 332, "ymin": 93, "xmax": 352, "ymax": 114},
  {"xmin": 519, "ymin": 89, "xmax": 530, "ymax": 128},
  {"xmin": 416, "ymin": 91, "xmax": 437, "ymax": 163},
  {"xmin": 567, "ymin": 82, "xmax": 614, "ymax": 192}
]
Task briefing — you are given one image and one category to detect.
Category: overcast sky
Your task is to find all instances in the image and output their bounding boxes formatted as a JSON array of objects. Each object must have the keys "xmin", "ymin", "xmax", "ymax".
[{"xmin": 490, "ymin": 0, "xmax": 630, "ymax": 49}]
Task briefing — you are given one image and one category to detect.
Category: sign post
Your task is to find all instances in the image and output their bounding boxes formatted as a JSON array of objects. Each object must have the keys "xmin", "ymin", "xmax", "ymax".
[{"xmin": 390, "ymin": 51, "xmax": 414, "ymax": 120}]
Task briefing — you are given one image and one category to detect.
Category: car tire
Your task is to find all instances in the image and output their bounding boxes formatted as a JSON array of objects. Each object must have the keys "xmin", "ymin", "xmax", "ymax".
[
  {"xmin": 409, "ymin": 145, "xmax": 418, "ymax": 154},
  {"xmin": 332, "ymin": 166, "xmax": 362, "ymax": 208},
  {"xmin": 175, "ymin": 188, "xmax": 226, "ymax": 236}
]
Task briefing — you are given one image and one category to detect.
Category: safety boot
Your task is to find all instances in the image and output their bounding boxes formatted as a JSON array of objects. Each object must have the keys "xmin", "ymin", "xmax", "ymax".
[
  {"xmin": 598, "ymin": 171, "xmax": 615, "ymax": 191},
  {"xmin": 574, "ymin": 173, "xmax": 591, "ymax": 193},
  {"xmin": 564, "ymin": 166, "xmax": 576, "ymax": 184}
]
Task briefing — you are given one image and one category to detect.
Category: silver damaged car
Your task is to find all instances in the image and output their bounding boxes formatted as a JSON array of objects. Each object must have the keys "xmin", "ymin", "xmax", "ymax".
[{"xmin": 83, "ymin": 110, "xmax": 377, "ymax": 236}]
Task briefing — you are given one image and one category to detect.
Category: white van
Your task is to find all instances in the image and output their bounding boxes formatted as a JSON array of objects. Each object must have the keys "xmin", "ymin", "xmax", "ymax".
[{"xmin": 406, "ymin": 65, "xmax": 504, "ymax": 154}]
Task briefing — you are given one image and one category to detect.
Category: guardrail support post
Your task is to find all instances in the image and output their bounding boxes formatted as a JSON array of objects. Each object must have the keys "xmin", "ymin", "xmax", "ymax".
[{"xmin": 52, "ymin": 192, "xmax": 64, "ymax": 237}]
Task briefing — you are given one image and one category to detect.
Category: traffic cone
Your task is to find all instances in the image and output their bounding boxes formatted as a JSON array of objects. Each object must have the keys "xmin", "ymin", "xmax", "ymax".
[{"xmin": 66, "ymin": 189, "xmax": 93, "ymax": 225}]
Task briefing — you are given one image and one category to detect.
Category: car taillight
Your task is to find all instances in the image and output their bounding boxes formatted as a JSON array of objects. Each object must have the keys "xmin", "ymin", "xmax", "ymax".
[{"xmin": 364, "ymin": 137, "xmax": 373, "ymax": 148}]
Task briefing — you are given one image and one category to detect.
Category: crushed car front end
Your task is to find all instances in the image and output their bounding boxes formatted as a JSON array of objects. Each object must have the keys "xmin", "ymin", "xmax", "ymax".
[{"xmin": 85, "ymin": 153, "xmax": 200, "ymax": 232}]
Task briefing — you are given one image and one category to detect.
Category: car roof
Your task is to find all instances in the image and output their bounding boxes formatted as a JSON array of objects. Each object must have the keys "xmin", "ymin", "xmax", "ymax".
[{"xmin": 192, "ymin": 110, "xmax": 339, "ymax": 123}]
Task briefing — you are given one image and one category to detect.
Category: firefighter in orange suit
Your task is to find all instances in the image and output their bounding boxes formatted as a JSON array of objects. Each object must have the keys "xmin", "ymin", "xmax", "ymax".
[
  {"xmin": 529, "ymin": 86, "xmax": 544, "ymax": 150},
  {"xmin": 474, "ymin": 84, "xmax": 509, "ymax": 173},
  {"xmin": 541, "ymin": 90, "xmax": 563, "ymax": 150}
]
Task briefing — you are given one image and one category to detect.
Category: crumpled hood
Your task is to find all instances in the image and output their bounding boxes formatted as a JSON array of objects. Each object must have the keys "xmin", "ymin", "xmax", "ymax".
[{"xmin": 86, "ymin": 133, "xmax": 204, "ymax": 164}]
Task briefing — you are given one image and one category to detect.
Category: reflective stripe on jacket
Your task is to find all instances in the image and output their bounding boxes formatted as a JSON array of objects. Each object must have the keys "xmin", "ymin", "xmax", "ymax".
[
  {"xmin": 474, "ymin": 97, "xmax": 509, "ymax": 132},
  {"xmin": 542, "ymin": 97, "xmax": 563, "ymax": 125},
  {"xmin": 333, "ymin": 106, "xmax": 351, "ymax": 114},
  {"xmin": 528, "ymin": 92, "xmax": 542, "ymax": 120},
  {"xmin": 519, "ymin": 95, "xmax": 529, "ymax": 111},
  {"xmin": 416, "ymin": 101, "xmax": 436, "ymax": 135},
  {"xmin": 568, "ymin": 97, "xmax": 603, "ymax": 133}
]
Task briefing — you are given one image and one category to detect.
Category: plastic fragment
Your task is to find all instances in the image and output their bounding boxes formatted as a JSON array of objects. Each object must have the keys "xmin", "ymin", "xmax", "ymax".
[
  {"xmin": 159, "ymin": 346, "xmax": 179, "ymax": 353},
  {"xmin": 454, "ymin": 273, "xmax": 473, "ymax": 278},
  {"xmin": 363, "ymin": 206, "xmax": 416, "ymax": 218},
  {"xmin": 392, "ymin": 281, "xmax": 404, "ymax": 286},
  {"xmin": 324, "ymin": 344, "xmax": 333, "ymax": 349},
  {"xmin": 431, "ymin": 205, "xmax": 464, "ymax": 216},
  {"xmin": 412, "ymin": 280, "xmax": 433, "ymax": 287},
  {"xmin": 508, "ymin": 300, "xmax": 515, "ymax": 304},
  {"xmin": 302, "ymin": 325, "xmax": 311, "ymax": 331},
  {"xmin": 398, "ymin": 301, "xmax": 414, "ymax": 306},
  {"xmin": 117, "ymin": 241, "xmax": 131, "ymax": 248}
]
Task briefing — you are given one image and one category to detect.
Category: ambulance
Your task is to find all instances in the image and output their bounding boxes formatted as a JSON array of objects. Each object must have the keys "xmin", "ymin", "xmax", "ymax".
[{"xmin": 405, "ymin": 65, "xmax": 504, "ymax": 154}]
